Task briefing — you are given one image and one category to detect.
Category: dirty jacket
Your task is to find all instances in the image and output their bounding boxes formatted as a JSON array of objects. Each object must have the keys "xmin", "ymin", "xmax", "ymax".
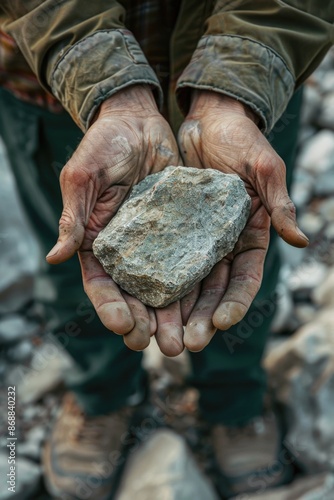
[{"xmin": 1, "ymin": 1, "xmax": 333, "ymax": 134}]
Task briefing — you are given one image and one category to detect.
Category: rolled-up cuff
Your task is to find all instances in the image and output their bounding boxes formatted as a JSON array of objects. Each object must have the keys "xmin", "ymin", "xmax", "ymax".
[
  {"xmin": 50, "ymin": 29, "xmax": 163, "ymax": 131},
  {"xmin": 176, "ymin": 34, "xmax": 295, "ymax": 135}
]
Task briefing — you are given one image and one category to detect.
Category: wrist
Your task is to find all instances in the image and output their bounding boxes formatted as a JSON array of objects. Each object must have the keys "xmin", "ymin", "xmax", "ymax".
[
  {"xmin": 90, "ymin": 84, "xmax": 159, "ymax": 125},
  {"xmin": 187, "ymin": 90, "xmax": 260, "ymax": 126}
]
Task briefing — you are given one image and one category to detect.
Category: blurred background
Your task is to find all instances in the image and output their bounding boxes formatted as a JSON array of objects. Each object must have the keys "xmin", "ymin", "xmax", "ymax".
[{"xmin": 1, "ymin": 48, "xmax": 334, "ymax": 500}]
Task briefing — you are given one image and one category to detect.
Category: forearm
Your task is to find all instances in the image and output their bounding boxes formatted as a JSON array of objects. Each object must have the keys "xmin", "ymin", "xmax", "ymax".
[
  {"xmin": 1, "ymin": 1, "xmax": 162, "ymax": 131},
  {"xmin": 177, "ymin": 0, "xmax": 334, "ymax": 133}
]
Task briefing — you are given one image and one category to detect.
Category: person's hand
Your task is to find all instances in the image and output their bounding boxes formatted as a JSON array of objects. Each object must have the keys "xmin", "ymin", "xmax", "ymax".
[
  {"xmin": 46, "ymin": 85, "xmax": 184, "ymax": 355},
  {"xmin": 177, "ymin": 90, "xmax": 309, "ymax": 351}
]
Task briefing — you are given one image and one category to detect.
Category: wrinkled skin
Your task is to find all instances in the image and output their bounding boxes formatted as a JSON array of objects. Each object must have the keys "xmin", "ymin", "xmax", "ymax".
[
  {"xmin": 47, "ymin": 85, "xmax": 185, "ymax": 355},
  {"xmin": 47, "ymin": 85, "xmax": 308, "ymax": 356},
  {"xmin": 177, "ymin": 91, "xmax": 308, "ymax": 351}
]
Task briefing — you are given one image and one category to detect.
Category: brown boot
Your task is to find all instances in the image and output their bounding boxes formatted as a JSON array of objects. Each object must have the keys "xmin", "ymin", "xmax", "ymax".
[
  {"xmin": 211, "ymin": 413, "xmax": 294, "ymax": 498},
  {"xmin": 42, "ymin": 393, "xmax": 136, "ymax": 500}
]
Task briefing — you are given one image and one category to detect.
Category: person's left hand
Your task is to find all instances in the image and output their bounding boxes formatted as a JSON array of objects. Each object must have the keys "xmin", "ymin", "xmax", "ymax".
[{"xmin": 177, "ymin": 90, "xmax": 309, "ymax": 352}]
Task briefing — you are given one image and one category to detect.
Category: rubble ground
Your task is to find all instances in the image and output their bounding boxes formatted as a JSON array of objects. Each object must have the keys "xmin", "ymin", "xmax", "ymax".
[{"xmin": 1, "ymin": 48, "xmax": 334, "ymax": 500}]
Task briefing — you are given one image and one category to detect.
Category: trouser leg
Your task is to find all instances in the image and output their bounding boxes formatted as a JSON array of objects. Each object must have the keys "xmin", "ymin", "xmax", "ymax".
[
  {"xmin": 188, "ymin": 89, "xmax": 303, "ymax": 424},
  {"xmin": 0, "ymin": 89, "xmax": 146, "ymax": 415}
]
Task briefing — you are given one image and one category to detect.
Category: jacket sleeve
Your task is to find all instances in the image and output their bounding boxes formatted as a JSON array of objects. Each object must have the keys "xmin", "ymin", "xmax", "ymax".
[
  {"xmin": 177, "ymin": 0, "xmax": 334, "ymax": 134},
  {"xmin": 1, "ymin": 1, "xmax": 162, "ymax": 131}
]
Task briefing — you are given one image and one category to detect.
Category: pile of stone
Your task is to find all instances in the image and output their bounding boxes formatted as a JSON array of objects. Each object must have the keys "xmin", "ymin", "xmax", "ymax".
[
  {"xmin": 1, "ymin": 46, "xmax": 334, "ymax": 500},
  {"xmin": 264, "ymin": 47, "xmax": 334, "ymax": 496}
]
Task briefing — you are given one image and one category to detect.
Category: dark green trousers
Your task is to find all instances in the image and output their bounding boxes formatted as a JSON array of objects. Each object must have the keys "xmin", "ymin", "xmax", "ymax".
[{"xmin": 0, "ymin": 88, "xmax": 302, "ymax": 423}]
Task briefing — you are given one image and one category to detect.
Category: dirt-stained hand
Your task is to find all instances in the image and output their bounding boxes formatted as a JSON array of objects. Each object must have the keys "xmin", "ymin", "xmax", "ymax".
[
  {"xmin": 178, "ymin": 91, "xmax": 309, "ymax": 352},
  {"xmin": 46, "ymin": 85, "xmax": 184, "ymax": 355}
]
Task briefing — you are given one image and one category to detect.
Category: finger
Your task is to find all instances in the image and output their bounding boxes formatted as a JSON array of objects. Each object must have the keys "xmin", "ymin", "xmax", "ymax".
[
  {"xmin": 254, "ymin": 157, "xmax": 309, "ymax": 248},
  {"xmin": 212, "ymin": 247, "xmax": 266, "ymax": 330},
  {"xmin": 78, "ymin": 251, "xmax": 135, "ymax": 334},
  {"xmin": 184, "ymin": 259, "xmax": 230, "ymax": 352},
  {"xmin": 147, "ymin": 308, "xmax": 157, "ymax": 336},
  {"xmin": 155, "ymin": 301, "xmax": 184, "ymax": 357},
  {"xmin": 121, "ymin": 292, "xmax": 152, "ymax": 351},
  {"xmin": 180, "ymin": 283, "xmax": 201, "ymax": 325},
  {"xmin": 46, "ymin": 163, "xmax": 97, "ymax": 264}
]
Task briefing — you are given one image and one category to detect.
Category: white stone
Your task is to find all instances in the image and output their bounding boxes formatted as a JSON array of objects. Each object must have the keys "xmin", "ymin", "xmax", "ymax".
[
  {"xmin": 317, "ymin": 93, "xmax": 334, "ymax": 129},
  {"xmin": 115, "ymin": 429, "xmax": 219, "ymax": 500},
  {"xmin": 296, "ymin": 130, "xmax": 334, "ymax": 173},
  {"xmin": 265, "ymin": 310, "xmax": 334, "ymax": 473},
  {"xmin": 313, "ymin": 267, "xmax": 334, "ymax": 306},
  {"xmin": 298, "ymin": 212, "xmax": 325, "ymax": 237}
]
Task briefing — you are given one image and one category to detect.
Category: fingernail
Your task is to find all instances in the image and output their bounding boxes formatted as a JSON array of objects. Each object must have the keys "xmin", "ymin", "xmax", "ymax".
[
  {"xmin": 46, "ymin": 242, "xmax": 61, "ymax": 259},
  {"xmin": 296, "ymin": 227, "xmax": 309, "ymax": 243}
]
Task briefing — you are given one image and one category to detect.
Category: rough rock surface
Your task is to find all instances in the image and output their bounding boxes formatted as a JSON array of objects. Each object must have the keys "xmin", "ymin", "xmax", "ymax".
[
  {"xmin": 93, "ymin": 166, "xmax": 251, "ymax": 307},
  {"xmin": 265, "ymin": 310, "xmax": 334, "ymax": 473}
]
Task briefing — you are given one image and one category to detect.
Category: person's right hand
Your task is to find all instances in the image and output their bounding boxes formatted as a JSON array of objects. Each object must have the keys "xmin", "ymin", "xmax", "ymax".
[{"xmin": 46, "ymin": 85, "xmax": 185, "ymax": 356}]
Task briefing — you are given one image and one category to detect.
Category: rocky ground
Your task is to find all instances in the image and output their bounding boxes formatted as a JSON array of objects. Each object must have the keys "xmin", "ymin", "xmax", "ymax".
[{"xmin": 1, "ymin": 48, "xmax": 334, "ymax": 500}]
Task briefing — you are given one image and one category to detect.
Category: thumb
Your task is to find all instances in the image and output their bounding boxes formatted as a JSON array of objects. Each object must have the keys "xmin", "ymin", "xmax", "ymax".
[
  {"xmin": 256, "ymin": 159, "xmax": 309, "ymax": 248},
  {"xmin": 46, "ymin": 167, "xmax": 91, "ymax": 264}
]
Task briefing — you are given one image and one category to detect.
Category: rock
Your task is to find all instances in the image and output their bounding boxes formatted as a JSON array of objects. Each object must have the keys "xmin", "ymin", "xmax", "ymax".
[
  {"xmin": 324, "ymin": 222, "xmax": 334, "ymax": 240},
  {"xmin": 15, "ymin": 341, "xmax": 72, "ymax": 404},
  {"xmin": 270, "ymin": 280, "xmax": 295, "ymax": 334},
  {"xmin": 0, "ymin": 138, "xmax": 39, "ymax": 312},
  {"xmin": 290, "ymin": 170, "xmax": 314, "ymax": 208},
  {"xmin": 6, "ymin": 340, "xmax": 33, "ymax": 362},
  {"xmin": 0, "ymin": 315, "xmax": 39, "ymax": 345},
  {"xmin": 93, "ymin": 167, "xmax": 251, "ymax": 307},
  {"xmin": 296, "ymin": 130, "xmax": 334, "ymax": 173},
  {"xmin": 265, "ymin": 310, "xmax": 334, "ymax": 473},
  {"xmin": 0, "ymin": 453, "xmax": 41, "ymax": 500},
  {"xmin": 320, "ymin": 70, "xmax": 334, "ymax": 94},
  {"xmin": 300, "ymin": 85, "xmax": 322, "ymax": 125},
  {"xmin": 294, "ymin": 303, "xmax": 317, "ymax": 325},
  {"xmin": 317, "ymin": 93, "xmax": 334, "ymax": 129},
  {"xmin": 314, "ymin": 167, "xmax": 334, "ymax": 197},
  {"xmin": 313, "ymin": 267, "xmax": 334, "ymax": 306},
  {"xmin": 298, "ymin": 212, "xmax": 325, "ymax": 237},
  {"xmin": 287, "ymin": 261, "xmax": 328, "ymax": 294},
  {"xmin": 236, "ymin": 472, "xmax": 334, "ymax": 499},
  {"xmin": 19, "ymin": 426, "xmax": 46, "ymax": 461},
  {"xmin": 115, "ymin": 429, "xmax": 219, "ymax": 500},
  {"xmin": 318, "ymin": 197, "xmax": 334, "ymax": 223}
]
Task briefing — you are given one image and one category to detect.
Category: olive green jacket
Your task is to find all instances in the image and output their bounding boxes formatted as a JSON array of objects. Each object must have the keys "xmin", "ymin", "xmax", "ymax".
[{"xmin": 1, "ymin": 1, "xmax": 334, "ymax": 133}]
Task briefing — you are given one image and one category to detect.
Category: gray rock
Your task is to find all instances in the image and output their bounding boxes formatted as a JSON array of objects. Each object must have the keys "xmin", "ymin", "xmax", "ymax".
[
  {"xmin": 298, "ymin": 212, "xmax": 325, "ymax": 237},
  {"xmin": 300, "ymin": 85, "xmax": 322, "ymax": 126},
  {"xmin": 313, "ymin": 267, "xmax": 334, "ymax": 306},
  {"xmin": 318, "ymin": 198, "xmax": 334, "ymax": 223},
  {"xmin": 265, "ymin": 310, "xmax": 334, "ymax": 473},
  {"xmin": 0, "ymin": 137, "xmax": 39, "ymax": 312},
  {"xmin": 317, "ymin": 93, "xmax": 334, "ymax": 129},
  {"xmin": 290, "ymin": 170, "xmax": 314, "ymax": 208},
  {"xmin": 237, "ymin": 473, "xmax": 334, "ymax": 499},
  {"xmin": 0, "ymin": 315, "xmax": 39, "ymax": 345},
  {"xmin": 6, "ymin": 340, "xmax": 33, "ymax": 362},
  {"xmin": 296, "ymin": 130, "xmax": 334, "ymax": 173},
  {"xmin": 93, "ymin": 167, "xmax": 251, "ymax": 308},
  {"xmin": 19, "ymin": 426, "xmax": 46, "ymax": 461},
  {"xmin": 287, "ymin": 261, "xmax": 327, "ymax": 294},
  {"xmin": 0, "ymin": 453, "xmax": 41, "ymax": 500},
  {"xmin": 16, "ymin": 341, "xmax": 73, "ymax": 404},
  {"xmin": 314, "ymin": 167, "xmax": 334, "ymax": 197},
  {"xmin": 320, "ymin": 70, "xmax": 334, "ymax": 94},
  {"xmin": 115, "ymin": 429, "xmax": 219, "ymax": 500}
]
